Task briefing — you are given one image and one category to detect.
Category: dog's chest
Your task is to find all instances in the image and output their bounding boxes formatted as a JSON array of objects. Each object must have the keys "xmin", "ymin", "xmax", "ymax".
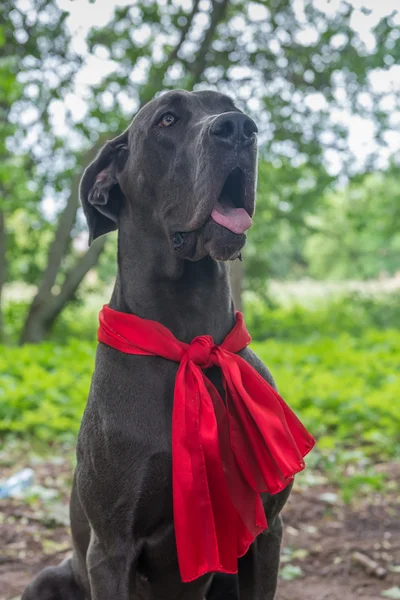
[
  {"xmin": 88, "ymin": 345, "xmax": 225, "ymax": 441},
  {"xmin": 78, "ymin": 346, "xmax": 228, "ymax": 529}
]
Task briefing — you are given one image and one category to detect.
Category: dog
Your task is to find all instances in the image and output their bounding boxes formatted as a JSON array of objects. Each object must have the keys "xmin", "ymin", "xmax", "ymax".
[{"xmin": 22, "ymin": 90, "xmax": 295, "ymax": 600}]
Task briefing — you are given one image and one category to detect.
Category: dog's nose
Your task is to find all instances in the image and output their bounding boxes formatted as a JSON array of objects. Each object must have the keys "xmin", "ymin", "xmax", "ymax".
[{"xmin": 210, "ymin": 112, "xmax": 258, "ymax": 147}]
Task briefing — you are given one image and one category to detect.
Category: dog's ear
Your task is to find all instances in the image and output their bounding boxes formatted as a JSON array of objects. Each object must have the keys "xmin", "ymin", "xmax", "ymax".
[{"xmin": 80, "ymin": 130, "xmax": 129, "ymax": 245}]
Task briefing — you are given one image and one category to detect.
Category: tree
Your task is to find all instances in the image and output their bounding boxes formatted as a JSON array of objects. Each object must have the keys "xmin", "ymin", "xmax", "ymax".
[
  {"xmin": 304, "ymin": 165, "xmax": 400, "ymax": 280},
  {"xmin": 1, "ymin": 0, "xmax": 84, "ymax": 342},
  {"xmin": 243, "ymin": 157, "xmax": 334, "ymax": 294},
  {"xmin": 2, "ymin": 0, "xmax": 399, "ymax": 342},
  {"xmin": 0, "ymin": 4, "xmax": 50, "ymax": 340}
]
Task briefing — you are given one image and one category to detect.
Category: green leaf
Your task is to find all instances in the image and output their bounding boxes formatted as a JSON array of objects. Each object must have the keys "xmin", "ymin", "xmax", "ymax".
[
  {"xmin": 382, "ymin": 588, "xmax": 400, "ymax": 599},
  {"xmin": 280, "ymin": 565, "xmax": 303, "ymax": 581}
]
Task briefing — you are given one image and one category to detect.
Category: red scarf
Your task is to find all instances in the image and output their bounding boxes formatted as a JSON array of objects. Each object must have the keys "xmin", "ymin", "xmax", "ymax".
[{"xmin": 98, "ymin": 305, "xmax": 315, "ymax": 583}]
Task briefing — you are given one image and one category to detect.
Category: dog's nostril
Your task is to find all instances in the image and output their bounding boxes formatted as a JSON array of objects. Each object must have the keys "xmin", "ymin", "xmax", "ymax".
[
  {"xmin": 243, "ymin": 118, "xmax": 258, "ymax": 138},
  {"xmin": 213, "ymin": 119, "xmax": 235, "ymax": 139}
]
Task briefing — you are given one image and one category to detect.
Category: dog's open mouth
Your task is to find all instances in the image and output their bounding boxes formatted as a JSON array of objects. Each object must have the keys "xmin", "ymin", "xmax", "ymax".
[{"xmin": 211, "ymin": 168, "xmax": 252, "ymax": 235}]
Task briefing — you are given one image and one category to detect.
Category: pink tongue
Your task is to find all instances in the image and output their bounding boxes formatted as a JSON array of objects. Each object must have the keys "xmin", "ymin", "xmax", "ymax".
[{"xmin": 211, "ymin": 203, "xmax": 252, "ymax": 235}]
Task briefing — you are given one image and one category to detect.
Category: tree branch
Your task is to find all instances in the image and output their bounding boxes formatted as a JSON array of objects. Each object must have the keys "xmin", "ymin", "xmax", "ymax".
[
  {"xmin": 168, "ymin": 0, "xmax": 201, "ymax": 64},
  {"xmin": 188, "ymin": 0, "xmax": 230, "ymax": 87},
  {"xmin": 33, "ymin": 135, "xmax": 108, "ymax": 301},
  {"xmin": 20, "ymin": 135, "xmax": 109, "ymax": 343},
  {"xmin": 19, "ymin": 237, "xmax": 107, "ymax": 343},
  {"xmin": 49, "ymin": 236, "xmax": 107, "ymax": 317},
  {"xmin": 138, "ymin": 0, "xmax": 202, "ymax": 108}
]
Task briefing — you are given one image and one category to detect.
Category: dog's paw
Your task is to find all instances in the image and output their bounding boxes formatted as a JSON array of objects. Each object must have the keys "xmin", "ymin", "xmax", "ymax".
[{"xmin": 22, "ymin": 560, "xmax": 86, "ymax": 600}]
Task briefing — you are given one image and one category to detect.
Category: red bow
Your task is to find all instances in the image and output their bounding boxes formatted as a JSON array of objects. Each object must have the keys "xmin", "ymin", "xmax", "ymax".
[{"xmin": 98, "ymin": 305, "xmax": 315, "ymax": 582}]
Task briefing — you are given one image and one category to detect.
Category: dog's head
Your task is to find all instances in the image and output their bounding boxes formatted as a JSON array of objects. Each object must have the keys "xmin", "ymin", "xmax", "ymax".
[{"xmin": 80, "ymin": 90, "xmax": 258, "ymax": 261}]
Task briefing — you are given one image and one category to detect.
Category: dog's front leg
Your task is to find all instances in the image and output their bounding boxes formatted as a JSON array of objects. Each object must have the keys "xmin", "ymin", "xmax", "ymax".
[
  {"xmin": 255, "ymin": 515, "xmax": 283, "ymax": 600},
  {"xmin": 238, "ymin": 481, "xmax": 292, "ymax": 600},
  {"xmin": 238, "ymin": 515, "xmax": 283, "ymax": 600},
  {"xmin": 87, "ymin": 529, "xmax": 139, "ymax": 600}
]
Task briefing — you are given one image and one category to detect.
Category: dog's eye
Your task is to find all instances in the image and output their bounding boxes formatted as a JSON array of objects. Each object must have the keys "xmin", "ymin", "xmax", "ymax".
[{"xmin": 158, "ymin": 113, "xmax": 177, "ymax": 128}]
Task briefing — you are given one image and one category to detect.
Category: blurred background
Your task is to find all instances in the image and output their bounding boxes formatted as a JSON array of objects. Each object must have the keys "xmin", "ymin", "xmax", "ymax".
[{"xmin": 0, "ymin": 0, "xmax": 399, "ymax": 598}]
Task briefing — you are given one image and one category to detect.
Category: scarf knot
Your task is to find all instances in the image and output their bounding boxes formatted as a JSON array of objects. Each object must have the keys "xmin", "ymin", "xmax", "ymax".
[{"xmin": 186, "ymin": 335, "xmax": 215, "ymax": 368}]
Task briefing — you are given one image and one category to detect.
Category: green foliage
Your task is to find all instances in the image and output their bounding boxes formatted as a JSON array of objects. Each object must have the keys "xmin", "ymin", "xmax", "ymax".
[
  {"xmin": 337, "ymin": 468, "xmax": 386, "ymax": 505},
  {"xmin": 1, "ymin": 0, "xmax": 82, "ymax": 291},
  {"xmin": 382, "ymin": 587, "xmax": 400, "ymax": 599},
  {"xmin": 244, "ymin": 159, "xmax": 334, "ymax": 287},
  {"xmin": 50, "ymin": 302, "xmax": 98, "ymax": 344},
  {"xmin": 3, "ymin": 301, "xmax": 29, "ymax": 344},
  {"xmin": 280, "ymin": 564, "xmax": 303, "ymax": 581},
  {"xmin": 245, "ymin": 292, "xmax": 400, "ymax": 341},
  {"xmin": 3, "ymin": 299, "xmax": 99, "ymax": 345},
  {"xmin": 304, "ymin": 167, "xmax": 400, "ymax": 280},
  {"xmin": 252, "ymin": 329, "xmax": 400, "ymax": 463},
  {"xmin": 0, "ymin": 340, "xmax": 94, "ymax": 443},
  {"xmin": 245, "ymin": 164, "xmax": 400, "ymax": 284}
]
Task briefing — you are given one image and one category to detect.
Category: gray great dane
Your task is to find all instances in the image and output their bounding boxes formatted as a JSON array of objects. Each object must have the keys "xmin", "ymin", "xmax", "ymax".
[{"xmin": 22, "ymin": 90, "xmax": 292, "ymax": 600}]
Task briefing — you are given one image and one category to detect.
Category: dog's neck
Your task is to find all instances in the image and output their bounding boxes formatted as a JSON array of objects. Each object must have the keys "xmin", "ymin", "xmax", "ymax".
[{"xmin": 109, "ymin": 219, "xmax": 236, "ymax": 344}]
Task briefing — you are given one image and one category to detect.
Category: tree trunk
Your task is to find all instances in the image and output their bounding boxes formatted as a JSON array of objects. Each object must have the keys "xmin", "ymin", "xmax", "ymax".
[
  {"xmin": 20, "ymin": 138, "xmax": 107, "ymax": 344},
  {"xmin": 230, "ymin": 259, "xmax": 243, "ymax": 313},
  {"xmin": 168, "ymin": 0, "xmax": 201, "ymax": 63},
  {"xmin": 188, "ymin": 0, "xmax": 230, "ymax": 88},
  {"xmin": 0, "ymin": 211, "xmax": 5, "ymax": 342},
  {"xmin": 20, "ymin": 237, "xmax": 106, "ymax": 344}
]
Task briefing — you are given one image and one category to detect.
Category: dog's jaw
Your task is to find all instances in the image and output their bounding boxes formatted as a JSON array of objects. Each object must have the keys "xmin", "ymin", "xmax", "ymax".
[{"xmin": 171, "ymin": 165, "xmax": 257, "ymax": 262}]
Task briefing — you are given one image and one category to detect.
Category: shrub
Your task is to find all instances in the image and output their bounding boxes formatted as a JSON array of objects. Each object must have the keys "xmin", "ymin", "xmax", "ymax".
[
  {"xmin": 0, "ymin": 340, "xmax": 94, "ymax": 442},
  {"xmin": 3, "ymin": 300, "xmax": 98, "ymax": 345},
  {"xmin": 1, "ymin": 329, "xmax": 399, "ymax": 465},
  {"xmin": 252, "ymin": 329, "xmax": 400, "ymax": 461},
  {"xmin": 245, "ymin": 292, "xmax": 400, "ymax": 341}
]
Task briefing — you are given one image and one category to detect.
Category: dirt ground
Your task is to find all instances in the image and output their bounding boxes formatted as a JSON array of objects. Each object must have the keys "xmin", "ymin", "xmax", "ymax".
[{"xmin": 1, "ymin": 458, "xmax": 399, "ymax": 600}]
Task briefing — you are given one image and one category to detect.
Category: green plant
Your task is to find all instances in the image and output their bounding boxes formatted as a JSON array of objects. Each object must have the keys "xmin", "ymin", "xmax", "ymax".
[
  {"xmin": 1, "ymin": 328, "xmax": 398, "ymax": 460},
  {"xmin": 245, "ymin": 292, "xmax": 400, "ymax": 341},
  {"xmin": 4, "ymin": 300, "xmax": 98, "ymax": 345},
  {"xmin": 252, "ymin": 329, "xmax": 400, "ymax": 463},
  {"xmin": 0, "ymin": 340, "xmax": 94, "ymax": 442}
]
